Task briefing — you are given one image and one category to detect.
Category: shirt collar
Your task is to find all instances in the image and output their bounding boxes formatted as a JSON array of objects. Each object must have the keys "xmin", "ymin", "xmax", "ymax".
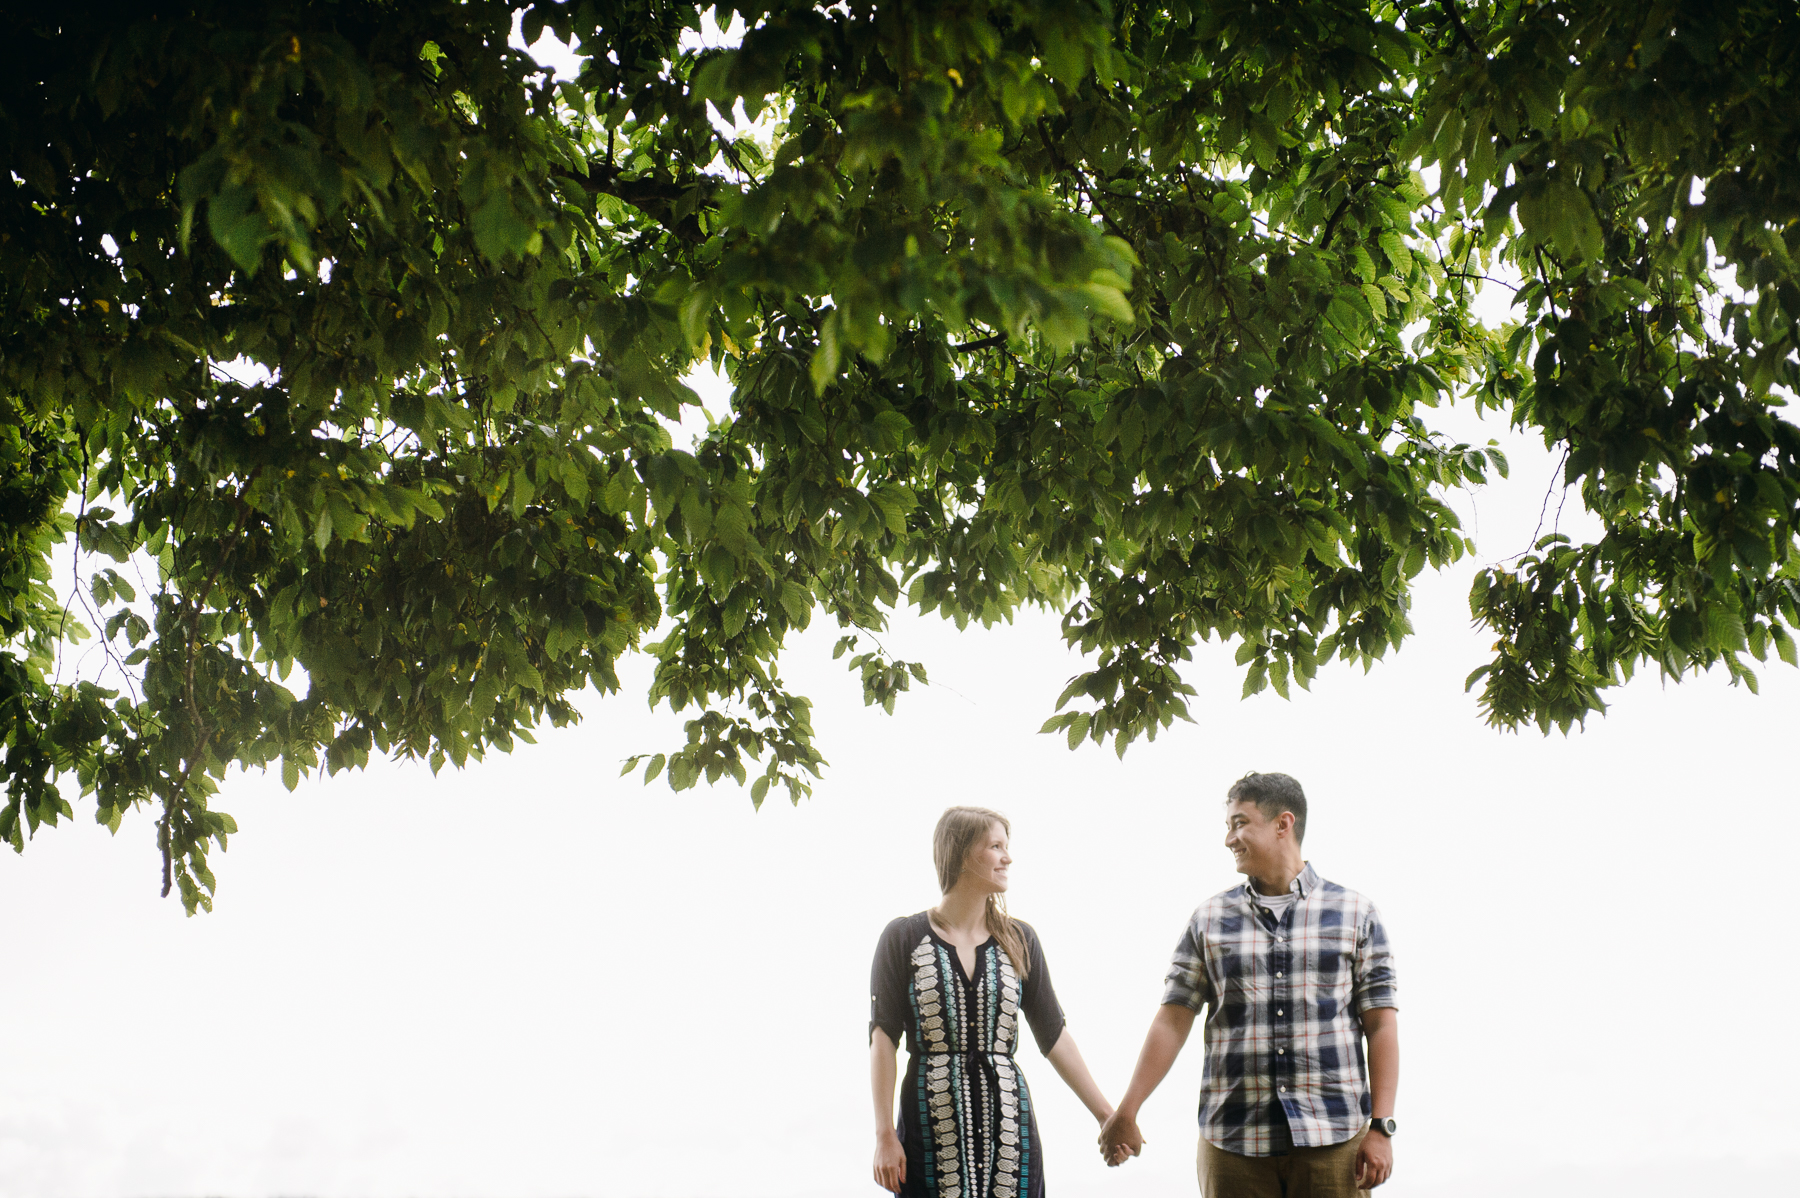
[{"xmin": 1241, "ymin": 861, "xmax": 1319, "ymax": 904}]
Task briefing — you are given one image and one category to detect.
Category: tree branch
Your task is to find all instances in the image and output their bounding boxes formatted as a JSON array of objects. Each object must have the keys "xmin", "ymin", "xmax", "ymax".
[
  {"xmin": 1441, "ymin": 0, "xmax": 1486, "ymax": 60},
  {"xmin": 549, "ymin": 162, "xmax": 715, "ymax": 244},
  {"xmin": 953, "ymin": 334, "xmax": 1008, "ymax": 353},
  {"xmin": 1319, "ymin": 193, "xmax": 1356, "ymax": 249},
  {"xmin": 1036, "ymin": 126, "xmax": 1130, "ymax": 241}
]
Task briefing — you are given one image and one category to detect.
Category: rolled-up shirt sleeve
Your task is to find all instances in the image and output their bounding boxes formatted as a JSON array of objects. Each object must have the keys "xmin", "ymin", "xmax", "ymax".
[
  {"xmin": 1351, "ymin": 904, "xmax": 1399, "ymax": 1015},
  {"xmin": 1160, "ymin": 910, "xmax": 1215, "ymax": 1012},
  {"xmin": 1017, "ymin": 921, "xmax": 1067, "ymax": 1055},
  {"xmin": 869, "ymin": 917, "xmax": 911, "ymax": 1047}
]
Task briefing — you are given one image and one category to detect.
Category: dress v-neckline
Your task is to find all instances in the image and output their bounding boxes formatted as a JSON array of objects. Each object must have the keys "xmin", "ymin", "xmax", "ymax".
[{"xmin": 926, "ymin": 916, "xmax": 994, "ymax": 986}]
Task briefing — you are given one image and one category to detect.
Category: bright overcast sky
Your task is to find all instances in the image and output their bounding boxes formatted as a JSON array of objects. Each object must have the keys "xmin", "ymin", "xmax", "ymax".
[
  {"xmin": 5, "ymin": 362, "xmax": 1796, "ymax": 1198},
  {"xmin": 4, "ymin": 22, "xmax": 1796, "ymax": 1198}
]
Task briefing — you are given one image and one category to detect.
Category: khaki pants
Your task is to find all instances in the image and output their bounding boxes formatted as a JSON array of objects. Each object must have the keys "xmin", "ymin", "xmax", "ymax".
[{"xmin": 1198, "ymin": 1129, "xmax": 1369, "ymax": 1198}]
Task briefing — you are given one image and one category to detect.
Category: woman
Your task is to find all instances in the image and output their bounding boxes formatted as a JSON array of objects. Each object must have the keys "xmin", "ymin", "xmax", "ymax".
[{"xmin": 869, "ymin": 806, "xmax": 1114, "ymax": 1196}]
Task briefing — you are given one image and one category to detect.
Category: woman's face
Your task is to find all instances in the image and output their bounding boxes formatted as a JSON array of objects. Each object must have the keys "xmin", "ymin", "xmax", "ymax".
[{"xmin": 961, "ymin": 821, "xmax": 1012, "ymax": 894}]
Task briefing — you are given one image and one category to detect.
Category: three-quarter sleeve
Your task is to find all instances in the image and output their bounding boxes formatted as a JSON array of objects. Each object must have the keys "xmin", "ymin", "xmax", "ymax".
[
  {"xmin": 869, "ymin": 916, "xmax": 913, "ymax": 1048},
  {"xmin": 1351, "ymin": 903, "xmax": 1399, "ymax": 1015},
  {"xmin": 1015, "ymin": 921, "xmax": 1066, "ymax": 1055},
  {"xmin": 1160, "ymin": 909, "xmax": 1216, "ymax": 1013}
]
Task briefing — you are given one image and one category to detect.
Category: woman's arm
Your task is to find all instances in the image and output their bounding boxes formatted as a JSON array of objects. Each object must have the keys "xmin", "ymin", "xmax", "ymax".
[
  {"xmin": 1044, "ymin": 1030, "xmax": 1115, "ymax": 1125},
  {"xmin": 870, "ymin": 1028, "xmax": 906, "ymax": 1193}
]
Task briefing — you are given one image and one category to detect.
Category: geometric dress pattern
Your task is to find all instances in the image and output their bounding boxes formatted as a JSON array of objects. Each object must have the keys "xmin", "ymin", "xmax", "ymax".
[{"xmin": 870, "ymin": 912, "xmax": 1066, "ymax": 1198}]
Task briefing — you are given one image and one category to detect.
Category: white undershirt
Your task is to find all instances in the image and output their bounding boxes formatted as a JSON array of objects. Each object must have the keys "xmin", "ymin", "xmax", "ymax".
[{"xmin": 1255, "ymin": 886, "xmax": 1298, "ymax": 920}]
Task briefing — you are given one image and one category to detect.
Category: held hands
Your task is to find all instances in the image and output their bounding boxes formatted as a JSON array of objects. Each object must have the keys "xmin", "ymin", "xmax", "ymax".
[
  {"xmin": 873, "ymin": 1128, "xmax": 906, "ymax": 1193},
  {"xmin": 1097, "ymin": 1109, "xmax": 1145, "ymax": 1167}
]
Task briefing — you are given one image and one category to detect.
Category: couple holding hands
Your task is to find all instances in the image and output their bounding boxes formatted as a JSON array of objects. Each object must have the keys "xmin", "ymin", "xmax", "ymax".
[{"xmin": 869, "ymin": 773, "xmax": 1399, "ymax": 1198}]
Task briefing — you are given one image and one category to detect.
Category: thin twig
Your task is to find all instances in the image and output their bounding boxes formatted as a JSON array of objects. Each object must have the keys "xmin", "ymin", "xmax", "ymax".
[
  {"xmin": 1446, "ymin": 270, "xmax": 1519, "ymax": 290},
  {"xmin": 1527, "ymin": 446, "xmax": 1571, "ymax": 554},
  {"xmin": 52, "ymin": 440, "xmax": 91, "ymax": 688}
]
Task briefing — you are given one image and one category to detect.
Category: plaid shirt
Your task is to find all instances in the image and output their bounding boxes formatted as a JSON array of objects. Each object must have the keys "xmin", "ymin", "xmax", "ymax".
[{"xmin": 1162, "ymin": 862, "xmax": 1398, "ymax": 1156}]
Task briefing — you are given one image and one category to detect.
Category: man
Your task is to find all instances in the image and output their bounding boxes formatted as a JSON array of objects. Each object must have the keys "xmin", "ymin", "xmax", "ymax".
[{"xmin": 1099, "ymin": 772, "xmax": 1399, "ymax": 1196}]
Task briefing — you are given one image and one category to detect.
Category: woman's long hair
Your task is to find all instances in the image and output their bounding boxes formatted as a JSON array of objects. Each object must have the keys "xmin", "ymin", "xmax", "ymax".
[{"xmin": 932, "ymin": 806, "xmax": 1030, "ymax": 981}]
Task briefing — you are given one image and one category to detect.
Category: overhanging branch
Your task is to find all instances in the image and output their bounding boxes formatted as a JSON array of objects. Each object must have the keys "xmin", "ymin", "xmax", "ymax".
[
  {"xmin": 550, "ymin": 162, "xmax": 716, "ymax": 244},
  {"xmin": 953, "ymin": 334, "xmax": 1008, "ymax": 353}
]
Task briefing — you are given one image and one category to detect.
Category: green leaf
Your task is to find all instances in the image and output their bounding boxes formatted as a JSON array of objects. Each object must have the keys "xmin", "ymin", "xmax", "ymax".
[
  {"xmin": 313, "ymin": 504, "xmax": 333, "ymax": 552},
  {"xmin": 1403, "ymin": 543, "xmax": 1426, "ymax": 578},
  {"xmin": 780, "ymin": 580, "xmax": 811, "ymax": 623},
  {"xmin": 713, "ymin": 501, "xmax": 749, "ymax": 553},
  {"xmin": 471, "ymin": 188, "xmax": 535, "ymax": 263},
  {"xmin": 870, "ymin": 486, "xmax": 914, "ymax": 535},
  {"xmin": 205, "ymin": 183, "xmax": 269, "ymax": 275},
  {"xmin": 1378, "ymin": 232, "xmax": 1413, "ymax": 275},
  {"xmin": 1706, "ymin": 605, "xmax": 1747, "ymax": 651},
  {"xmin": 1066, "ymin": 711, "xmax": 1091, "ymax": 749},
  {"xmin": 1082, "ymin": 283, "xmax": 1135, "ymax": 325},
  {"xmin": 810, "ymin": 312, "xmax": 840, "ymax": 396}
]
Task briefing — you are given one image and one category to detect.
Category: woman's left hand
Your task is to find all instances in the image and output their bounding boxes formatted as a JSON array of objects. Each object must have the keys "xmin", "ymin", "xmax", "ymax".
[{"xmin": 873, "ymin": 1128, "xmax": 907, "ymax": 1192}]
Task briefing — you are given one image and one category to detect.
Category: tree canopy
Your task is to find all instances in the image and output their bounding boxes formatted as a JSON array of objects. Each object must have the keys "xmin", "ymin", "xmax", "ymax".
[{"xmin": 4, "ymin": 0, "xmax": 1797, "ymax": 909}]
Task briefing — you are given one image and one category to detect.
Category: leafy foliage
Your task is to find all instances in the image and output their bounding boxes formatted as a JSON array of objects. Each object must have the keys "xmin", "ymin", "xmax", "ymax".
[{"xmin": 3, "ymin": 1, "xmax": 1795, "ymax": 909}]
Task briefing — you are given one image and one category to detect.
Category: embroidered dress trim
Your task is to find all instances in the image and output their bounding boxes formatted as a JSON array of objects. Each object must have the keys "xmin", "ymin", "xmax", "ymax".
[{"xmin": 906, "ymin": 932, "xmax": 1038, "ymax": 1198}]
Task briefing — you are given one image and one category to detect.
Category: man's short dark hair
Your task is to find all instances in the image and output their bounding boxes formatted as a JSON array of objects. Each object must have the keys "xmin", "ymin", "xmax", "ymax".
[{"xmin": 1227, "ymin": 772, "xmax": 1307, "ymax": 844}]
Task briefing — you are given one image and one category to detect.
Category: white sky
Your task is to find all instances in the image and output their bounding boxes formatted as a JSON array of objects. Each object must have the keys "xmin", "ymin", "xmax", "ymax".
[{"xmin": 5, "ymin": 23, "xmax": 1796, "ymax": 1198}]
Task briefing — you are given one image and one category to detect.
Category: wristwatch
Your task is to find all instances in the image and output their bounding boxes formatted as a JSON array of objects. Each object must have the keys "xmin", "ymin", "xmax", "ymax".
[{"xmin": 1370, "ymin": 1116, "xmax": 1397, "ymax": 1137}]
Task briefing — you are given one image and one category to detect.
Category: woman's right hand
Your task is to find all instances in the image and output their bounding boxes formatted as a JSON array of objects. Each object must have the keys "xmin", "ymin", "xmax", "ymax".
[{"xmin": 873, "ymin": 1128, "xmax": 907, "ymax": 1192}]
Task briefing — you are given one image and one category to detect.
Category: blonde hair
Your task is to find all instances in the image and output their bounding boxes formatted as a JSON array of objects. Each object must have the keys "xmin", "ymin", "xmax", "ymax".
[{"xmin": 931, "ymin": 806, "xmax": 1030, "ymax": 982}]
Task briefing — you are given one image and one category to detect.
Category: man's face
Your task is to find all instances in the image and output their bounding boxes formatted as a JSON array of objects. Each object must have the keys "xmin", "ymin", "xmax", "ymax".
[{"xmin": 1224, "ymin": 798, "xmax": 1289, "ymax": 877}]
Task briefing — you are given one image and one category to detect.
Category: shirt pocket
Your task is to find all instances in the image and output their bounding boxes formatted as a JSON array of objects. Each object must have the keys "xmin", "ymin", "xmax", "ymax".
[
  {"xmin": 1199, "ymin": 937, "xmax": 1254, "ymax": 1029},
  {"xmin": 1305, "ymin": 927, "xmax": 1360, "ymax": 1016}
]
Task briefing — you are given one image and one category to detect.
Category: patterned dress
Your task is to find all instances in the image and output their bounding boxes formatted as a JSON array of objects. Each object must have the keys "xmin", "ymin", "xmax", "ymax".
[{"xmin": 870, "ymin": 912, "xmax": 1066, "ymax": 1198}]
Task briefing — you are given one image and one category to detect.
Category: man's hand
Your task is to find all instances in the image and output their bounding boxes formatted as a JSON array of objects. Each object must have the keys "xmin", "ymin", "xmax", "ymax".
[
  {"xmin": 1097, "ymin": 1109, "xmax": 1144, "ymax": 1166},
  {"xmin": 1354, "ymin": 1128, "xmax": 1393, "ymax": 1189}
]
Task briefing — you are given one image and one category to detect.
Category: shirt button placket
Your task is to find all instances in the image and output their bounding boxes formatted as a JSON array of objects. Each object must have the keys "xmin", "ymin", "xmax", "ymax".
[{"xmin": 1271, "ymin": 917, "xmax": 1291, "ymax": 1108}]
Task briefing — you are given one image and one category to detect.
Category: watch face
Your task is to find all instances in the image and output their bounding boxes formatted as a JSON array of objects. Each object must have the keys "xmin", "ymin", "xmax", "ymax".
[{"xmin": 1374, "ymin": 1117, "xmax": 1398, "ymax": 1136}]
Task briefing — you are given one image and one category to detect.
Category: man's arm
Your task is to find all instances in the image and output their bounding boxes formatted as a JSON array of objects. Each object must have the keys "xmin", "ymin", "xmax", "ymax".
[
  {"xmin": 1355, "ymin": 1007, "xmax": 1398, "ymax": 1188},
  {"xmin": 1097, "ymin": 1003, "xmax": 1196, "ymax": 1165}
]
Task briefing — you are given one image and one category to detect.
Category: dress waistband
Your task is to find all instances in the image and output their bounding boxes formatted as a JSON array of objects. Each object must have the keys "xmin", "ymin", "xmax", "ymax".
[{"xmin": 915, "ymin": 1046, "xmax": 1016, "ymax": 1060}]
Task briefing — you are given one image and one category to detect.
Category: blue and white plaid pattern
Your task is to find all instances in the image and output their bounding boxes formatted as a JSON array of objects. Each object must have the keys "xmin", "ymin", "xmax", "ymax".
[{"xmin": 1162, "ymin": 863, "xmax": 1398, "ymax": 1156}]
